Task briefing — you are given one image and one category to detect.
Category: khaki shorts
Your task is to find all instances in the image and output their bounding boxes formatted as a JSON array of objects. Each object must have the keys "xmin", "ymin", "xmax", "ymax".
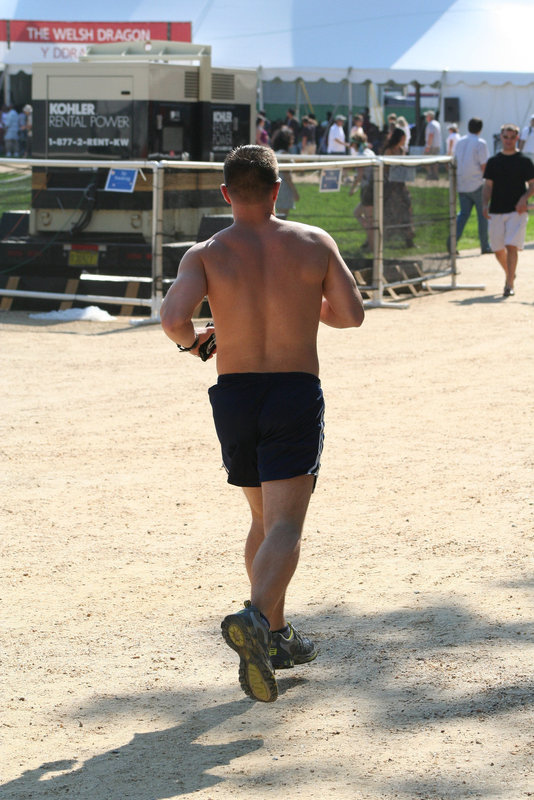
[{"xmin": 488, "ymin": 211, "xmax": 528, "ymax": 251}]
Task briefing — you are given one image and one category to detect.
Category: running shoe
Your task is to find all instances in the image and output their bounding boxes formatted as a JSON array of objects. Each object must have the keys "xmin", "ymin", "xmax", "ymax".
[
  {"xmin": 221, "ymin": 603, "xmax": 278, "ymax": 703},
  {"xmin": 269, "ymin": 622, "xmax": 318, "ymax": 670}
]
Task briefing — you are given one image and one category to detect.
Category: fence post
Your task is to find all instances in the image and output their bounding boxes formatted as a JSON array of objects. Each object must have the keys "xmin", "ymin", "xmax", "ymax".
[
  {"xmin": 366, "ymin": 157, "xmax": 408, "ymax": 308},
  {"xmin": 373, "ymin": 158, "xmax": 384, "ymax": 303},
  {"xmin": 449, "ymin": 160, "xmax": 457, "ymax": 286},
  {"xmin": 150, "ymin": 162, "xmax": 164, "ymax": 320}
]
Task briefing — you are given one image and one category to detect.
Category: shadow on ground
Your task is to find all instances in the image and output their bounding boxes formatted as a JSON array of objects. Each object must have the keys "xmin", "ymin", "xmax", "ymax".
[{"xmin": 3, "ymin": 600, "xmax": 533, "ymax": 799}]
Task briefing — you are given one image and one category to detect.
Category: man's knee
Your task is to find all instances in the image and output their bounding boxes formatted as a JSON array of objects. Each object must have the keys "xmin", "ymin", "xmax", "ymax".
[{"xmin": 266, "ymin": 518, "xmax": 302, "ymax": 548}]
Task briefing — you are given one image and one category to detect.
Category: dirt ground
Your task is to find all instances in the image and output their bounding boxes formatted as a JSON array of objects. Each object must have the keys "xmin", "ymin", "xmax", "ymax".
[{"xmin": 2, "ymin": 249, "xmax": 533, "ymax": 800}]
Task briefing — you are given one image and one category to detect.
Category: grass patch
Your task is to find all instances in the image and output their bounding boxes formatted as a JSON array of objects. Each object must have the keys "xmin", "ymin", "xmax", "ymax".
[
  {"xmin": 0, "ymin": 171, "xmax": 32, "ymax": 217},
  {"xmin": 289, "ymin": 177, "xmax": 534, "ymax": 256}
]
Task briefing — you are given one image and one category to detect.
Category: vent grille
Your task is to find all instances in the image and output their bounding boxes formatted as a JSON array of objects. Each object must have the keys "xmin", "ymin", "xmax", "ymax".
[
  {"xmin": 184, "ymin": 71, "xmax": 199, "ymax": 99},
  {"xmin": 212, "ymin": 73, "xmax": 235, "ymax": 101}
]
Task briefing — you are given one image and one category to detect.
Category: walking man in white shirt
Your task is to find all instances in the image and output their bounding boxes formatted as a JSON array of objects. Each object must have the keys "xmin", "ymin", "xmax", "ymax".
[
  {"xmin": 424, "ymin": 110, "xmax": 442, "ymax": 180},
  {"xmin": 454, "ymin": 117, "xmax": 491, "ymax": 254},
  {"xmin": 327, "ymin": 115, "xmax": 349, "ymax": 155}
]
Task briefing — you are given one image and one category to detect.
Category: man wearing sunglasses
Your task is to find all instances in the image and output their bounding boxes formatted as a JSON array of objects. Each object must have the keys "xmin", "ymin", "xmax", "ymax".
[{"xmin": 482, "ymin": 124, "xmax": 534, "ymax": 297}]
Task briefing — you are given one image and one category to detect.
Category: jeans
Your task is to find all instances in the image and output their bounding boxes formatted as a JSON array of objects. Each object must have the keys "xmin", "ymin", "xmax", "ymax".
[{"xmin": 457, "ymin": 186, "xmax": 490, "ymax": 251}]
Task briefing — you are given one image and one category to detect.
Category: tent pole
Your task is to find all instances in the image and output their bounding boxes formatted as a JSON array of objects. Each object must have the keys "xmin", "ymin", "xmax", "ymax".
[{"xmin": 414, "ymin": 82, "xmax": 422, "ymax": 145}]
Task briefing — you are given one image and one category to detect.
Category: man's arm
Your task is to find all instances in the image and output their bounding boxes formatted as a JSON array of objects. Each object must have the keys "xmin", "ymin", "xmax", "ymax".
[
  {"xmin": 516, "ymin": 178, "xmax": 534, "ymax": 213},
  {"xmin": 482, "ymin": 178, "xmax": 493, "ymax": 219},
  {"xmin": 320, "ymin": 239, "xmax": 365, "ymax": 328},
  {"xmin": 160, "ymin": 245, "xmax": 213, "ymax": 354}
]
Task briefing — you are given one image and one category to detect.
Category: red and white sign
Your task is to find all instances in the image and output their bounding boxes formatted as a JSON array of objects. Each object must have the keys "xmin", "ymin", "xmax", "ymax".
[{"xmin": 0, "ymin": 20, "xmax": 192, "ymax": 65}]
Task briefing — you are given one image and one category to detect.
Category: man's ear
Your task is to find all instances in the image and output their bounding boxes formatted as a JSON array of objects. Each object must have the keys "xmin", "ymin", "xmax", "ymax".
[
  {"xmin": 273, "ymin": 178, "xmax": 282, "ymax": 201},
  {"xmin": 220, "ymin": 184, "xmax": 231, "ymax": 205}
]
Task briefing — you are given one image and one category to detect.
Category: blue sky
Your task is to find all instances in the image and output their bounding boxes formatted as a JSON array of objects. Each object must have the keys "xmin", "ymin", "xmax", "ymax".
[{"xmin": 3, "ymin": 1, "xmax": 533, "ymax": 71}]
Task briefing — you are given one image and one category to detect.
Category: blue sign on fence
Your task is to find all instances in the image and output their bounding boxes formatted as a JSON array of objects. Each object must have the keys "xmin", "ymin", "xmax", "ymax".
[
  {"xmin": 105, "ymin": 168, "xmax": 138, "ymax": 193},
  {"xmin": 319, "ymin": 169, "xmax": 342, "ymax": 193}
]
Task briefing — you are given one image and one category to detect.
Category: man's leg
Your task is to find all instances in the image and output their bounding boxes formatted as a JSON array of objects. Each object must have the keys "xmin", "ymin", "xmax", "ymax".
[
  {"xmin": 249, "ymin": 475, "xmax": 314, "ymax": 629},
  {"xmin": 456, "ymin": 192, "xmax": 474, "ymax": 243},
  {"xmin": 242, "ymin": 486, "xmax": 286, "ymax": 631},
  {"xmin": 472, "ymin": 187, "xmax": 491, "ymax": 252},
  {"xmin": 505, "ymin": 245, "xmax": 518, "ymax": 289},
  {"xmin": 493, "ymin": 246, "xmax": 518, "ymax": 294},
  {"xmin": 493, "ymin": 248, "xmax": 508, "ymax": 276},
  {"xmin": 242, "ymin": 482, "xmax": 318, "ymax": 671}
]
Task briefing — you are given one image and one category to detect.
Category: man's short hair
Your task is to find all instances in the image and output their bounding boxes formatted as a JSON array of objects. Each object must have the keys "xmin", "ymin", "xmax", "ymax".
[
  {"xmin": 223, "ymin": 145, "xmax": 279, "ymax": 202},
  {"xmin": 468, "ymin": 117, "xmax": 483, "ymax": 134},
  {"xmin": 501, "ymin": 123, "xmax": 519, "ymax": 134}
]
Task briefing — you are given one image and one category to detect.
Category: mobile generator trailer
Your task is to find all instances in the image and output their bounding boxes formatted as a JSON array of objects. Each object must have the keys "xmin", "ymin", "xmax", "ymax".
[{"xmin": 30, "ymin": 41, "xmax": 256, "ymax": 242}]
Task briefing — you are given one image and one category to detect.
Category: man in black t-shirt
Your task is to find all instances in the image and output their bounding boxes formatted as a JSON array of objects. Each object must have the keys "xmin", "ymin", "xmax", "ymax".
[{"xmin": 483, "ymin": 123, "xmax": 534, "ymax": 297}]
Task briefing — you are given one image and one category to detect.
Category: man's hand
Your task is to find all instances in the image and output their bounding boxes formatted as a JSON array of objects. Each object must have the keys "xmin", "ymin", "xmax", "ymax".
[
  {"xmin": 516, "ymin": 195, "xmax": 529, "ymax": 214},
  {"xmin": 194, "ymin": 325, "xmax": 217, "ymax": 360}
]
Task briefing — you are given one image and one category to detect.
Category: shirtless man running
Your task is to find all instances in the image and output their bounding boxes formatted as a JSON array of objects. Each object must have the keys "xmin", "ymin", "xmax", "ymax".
[{"xmin": 160, "ymin": 145, "xmax": 365, "ymax": 702}]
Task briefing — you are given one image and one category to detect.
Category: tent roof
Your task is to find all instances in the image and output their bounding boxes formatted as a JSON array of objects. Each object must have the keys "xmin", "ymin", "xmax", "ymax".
[{"xmin": 258, "ymin": 67, "xmax": 534, "ymax": 88}]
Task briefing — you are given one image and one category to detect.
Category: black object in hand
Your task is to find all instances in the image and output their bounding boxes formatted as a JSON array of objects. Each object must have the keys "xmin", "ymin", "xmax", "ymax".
[{"xmin": 198, "ymin": 331, "xmax": 216, "ymax": 361}]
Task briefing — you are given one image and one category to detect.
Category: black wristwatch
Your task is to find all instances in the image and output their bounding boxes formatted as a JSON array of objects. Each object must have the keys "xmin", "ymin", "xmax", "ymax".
[{"xmin": 176, "ymin": 333, "xmax": 199, "ymax": 352}]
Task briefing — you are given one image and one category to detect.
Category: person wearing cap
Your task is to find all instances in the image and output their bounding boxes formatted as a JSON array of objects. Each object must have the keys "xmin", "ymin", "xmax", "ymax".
[
  {"xmin": 327, "ymin": 114, "xmax": 349, "ymax": 154},
  {"xmin": 519, "ymin": 114, "xmax": 534, "ymax": 165}
]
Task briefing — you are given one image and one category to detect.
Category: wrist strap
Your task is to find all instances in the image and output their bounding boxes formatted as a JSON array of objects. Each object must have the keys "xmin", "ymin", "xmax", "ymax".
[{"xmin": 176, "ymin": 333, "xmax": 199, "ymax": 352}]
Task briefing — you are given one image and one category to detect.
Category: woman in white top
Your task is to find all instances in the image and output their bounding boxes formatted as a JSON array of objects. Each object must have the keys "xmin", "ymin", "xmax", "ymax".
[
  {"xmin": 447, "ymin": 124, "xmax": 461, "ymax": 156},
  {"xmin": 396, "ymin": 116, "xmax": 411, "ymax": 152}
]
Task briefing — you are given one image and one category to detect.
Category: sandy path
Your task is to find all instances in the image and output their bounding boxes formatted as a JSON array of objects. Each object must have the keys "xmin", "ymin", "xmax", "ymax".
[{"xmin": 2, "ymin": 249, "xmax": 533, "ymax": 799}]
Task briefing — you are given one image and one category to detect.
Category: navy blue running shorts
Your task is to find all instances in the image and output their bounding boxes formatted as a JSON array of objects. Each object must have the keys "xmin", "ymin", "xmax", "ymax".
[{"xmin": 208, "ymin": 372, "xmax": 325, "ymax": 488}]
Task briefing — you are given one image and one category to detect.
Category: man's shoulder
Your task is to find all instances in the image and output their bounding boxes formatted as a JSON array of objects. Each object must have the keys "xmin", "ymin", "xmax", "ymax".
[{"xmin": 280, "ymin": 217, "xmax": 330, "ymax": 240}]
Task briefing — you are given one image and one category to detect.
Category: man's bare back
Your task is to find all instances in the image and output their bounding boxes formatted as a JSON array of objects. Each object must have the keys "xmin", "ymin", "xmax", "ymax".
[{"xmin": 161, "ymin": 187, "xmax": 364, "ymax": 373}]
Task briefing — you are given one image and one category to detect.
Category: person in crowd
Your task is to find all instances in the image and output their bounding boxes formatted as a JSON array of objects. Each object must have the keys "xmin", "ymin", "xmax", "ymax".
[
  {"xmin": 349, "ymin": 133, "xmax": 376, "ymax": 250},
  {"xmin": 447, "ymin": 123, "xmax": 461, "ymax": 156},
  {"xmin": 160, "ymin": 144, "xmax": 364, "ymax": 703},
  {"xmin": 387, "ymin": 113, "xmax": 397, "ymax": 134},
  {"xmin": 383, "ymin": 126, "xmax": 415, "ymax": 247},
  {"xmin": 518, "ymin": 114, "xmax": 534, "ymax": 165},
  {"xmin": 350, "ymin": 114, "xmax": 365, "ymax": 141},
  {"xmin": 271, "ymin": 127, "xmax": 300, "ymax": 217},
  {"xmin": 453, "ymin": 117, "xmax": 491, "ymax": 254},
  {"xmin": 258, "ymin": 110, "xmax": 272, "ymax": 138},
  {"xmin": 284, "ymin": 108, "xmax": 300, "ymax": 153},
  {"xmin": 299, "ymin": 116, "xmax": 317, "ymax": 155},
  {"xmin": 396, "ymin": 116, "xmax": 411, "ymax": 152},
  {"xmin": 318, "ymin": 111, "xmax": 332, "ymax": 154},
  {"xmin": 424, "ymin": 110, "xmax": 442, "ymax": 180},
  {"xmin": 307, "ymin": 113, "xmax": 320, "ymax": 151},
  {"xmin": 255, "ymin": 115, "xmax": 270, "ymax": 147},
  {"xmin": 3, "ymin": 104, "xmax": 20, "ymax": 157},
  {"xmin": 483, "ymin": 123, "xmax": 534, "ymax": 297},
  {"xmin": 327, "ymin": 114, "xmax": 349, "ymax": 154}
]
